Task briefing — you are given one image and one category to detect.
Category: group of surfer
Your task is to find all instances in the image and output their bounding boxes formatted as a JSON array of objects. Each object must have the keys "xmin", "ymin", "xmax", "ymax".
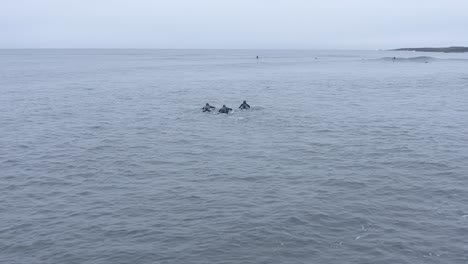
[{"xmin": 202, "ymin": 101, "xmax": 250, "ymax": 114}]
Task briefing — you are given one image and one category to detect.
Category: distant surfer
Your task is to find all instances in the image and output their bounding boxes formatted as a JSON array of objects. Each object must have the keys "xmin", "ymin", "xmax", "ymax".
[
  {"xmin": 256, "ymin": 56, "xmax": 259, "ymax": 59},
  {"xmin": 239, "ymin": 100, "xmax": 250, "ymax": 109},
  {"xmin": 202, "ymin": 103, "xmax": 215, "ymax": 112},
  {"xmin": 218, "ymin": 105, "xmax": 232, "ymax": 114}
]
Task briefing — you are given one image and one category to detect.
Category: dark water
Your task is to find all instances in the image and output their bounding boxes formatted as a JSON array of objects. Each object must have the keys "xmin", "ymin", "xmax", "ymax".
[{"xmin": 1, "ymin": 49, "xmax": 468, "ymax": 264}]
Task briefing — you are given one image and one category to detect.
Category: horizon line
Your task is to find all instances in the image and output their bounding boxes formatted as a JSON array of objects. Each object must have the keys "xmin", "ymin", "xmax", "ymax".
[{"xmin": 0, "ymin": 47, "xmax": 392, "ymax": 51}]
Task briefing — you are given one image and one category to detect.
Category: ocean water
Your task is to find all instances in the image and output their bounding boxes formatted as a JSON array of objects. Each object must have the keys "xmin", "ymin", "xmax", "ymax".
[{"xmin": 1, "ymin": 49, "xmax": 468, "ymax": 264}]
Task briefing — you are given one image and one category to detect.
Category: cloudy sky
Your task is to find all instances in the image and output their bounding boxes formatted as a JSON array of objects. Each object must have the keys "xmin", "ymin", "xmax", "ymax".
[{"xmin": 2, "ymin": 0, "xmax": 468, "ymax": 49}]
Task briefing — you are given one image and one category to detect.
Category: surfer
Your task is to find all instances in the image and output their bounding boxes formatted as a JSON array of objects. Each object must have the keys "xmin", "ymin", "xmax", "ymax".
[
  {"xmin": 256, "ymin": 56, "xmax": 259, "ymax": 59},
  {"xmin": 202, "ymin": 103, "xmax": 216, "ymax": 112},
  {"xmin": 218, "ymin": 105, "xmax": 232, "ymax": 114},
  {"xmin": 239, "ymin": 100, "xmax": 250, "ymax": 109}
]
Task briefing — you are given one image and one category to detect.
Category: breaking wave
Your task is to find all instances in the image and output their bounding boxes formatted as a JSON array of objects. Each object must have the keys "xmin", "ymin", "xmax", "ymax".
[{"xmin": 380, "ymin": 56, "xmax": 436, "ymax": 62}]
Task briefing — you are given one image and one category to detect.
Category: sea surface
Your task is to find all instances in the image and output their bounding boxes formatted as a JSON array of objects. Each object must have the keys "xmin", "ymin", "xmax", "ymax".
[{"xmin": 1, "ymin": 49, "xmax": 468, "ymax": 264}]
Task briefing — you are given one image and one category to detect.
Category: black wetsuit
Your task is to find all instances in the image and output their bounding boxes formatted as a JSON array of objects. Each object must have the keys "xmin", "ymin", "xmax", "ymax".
[
  {"xmin": 202, "ymin": 104, "xmax": 216, "ymax": 112},
  {"xmin": 219, "ymin": 106, "xmax": 232, "ymax": 114},
  {"xmin": 239, "ymin": 102, "xmax": 250, "ymax": 109}
]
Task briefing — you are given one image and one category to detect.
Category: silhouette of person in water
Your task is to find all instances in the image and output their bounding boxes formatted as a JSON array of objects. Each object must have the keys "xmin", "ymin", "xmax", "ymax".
[
  {"xmin": 256, "ymin": 56, "xmax": 259, "ymax": 59},
  {"xmin": 239, "ymin": 100, "xmax": 250, "ymax": 109},
  {"xmin": 202, "ymin": 103, "xmax": 215, "ymax": 112},
  {"xmin": 218, "ymin": 105, "xmax": 232, "ymax": 114}
]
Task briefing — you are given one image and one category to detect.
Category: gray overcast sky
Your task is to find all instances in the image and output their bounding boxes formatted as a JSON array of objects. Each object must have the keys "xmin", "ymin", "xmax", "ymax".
[{"xmin": 2, "ymin": 0, "xmax": 468, "ymax": 49}]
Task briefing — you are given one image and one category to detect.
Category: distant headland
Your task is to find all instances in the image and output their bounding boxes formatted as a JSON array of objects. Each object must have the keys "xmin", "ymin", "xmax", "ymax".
[{"xmin": 391, "ymin": 46, "xmax": 468, "ymax": 53}]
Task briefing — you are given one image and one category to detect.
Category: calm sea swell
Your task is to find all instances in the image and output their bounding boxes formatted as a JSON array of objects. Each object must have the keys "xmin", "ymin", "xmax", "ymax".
[{"xmin": 1, "ymin": 49, "xmax": 468, "ymax": 263}]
